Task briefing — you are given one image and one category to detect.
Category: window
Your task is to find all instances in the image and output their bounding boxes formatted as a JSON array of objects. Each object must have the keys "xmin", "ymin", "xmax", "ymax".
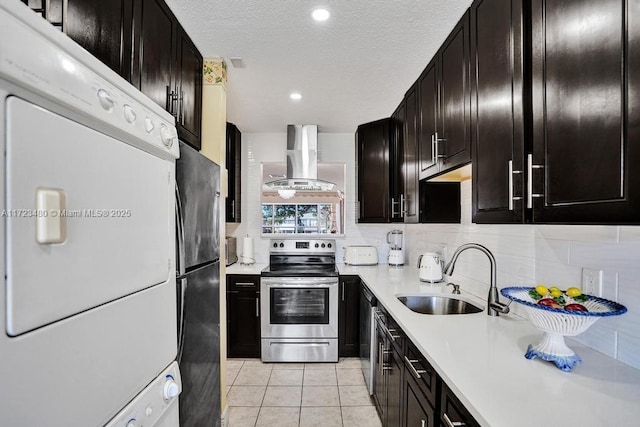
[{"xmin": 262, "ymin": 203, "xmax": 338, "ymax": 234}]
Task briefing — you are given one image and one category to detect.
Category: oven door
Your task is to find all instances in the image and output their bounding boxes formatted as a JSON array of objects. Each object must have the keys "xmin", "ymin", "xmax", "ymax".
[{"xmin": 261, "ymin": 277, "xmax": 338, "ymax": 339}]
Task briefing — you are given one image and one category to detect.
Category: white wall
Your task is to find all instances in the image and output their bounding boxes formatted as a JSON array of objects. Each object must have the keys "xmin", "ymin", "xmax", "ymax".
[{"xmin": 227, "ymin": 132, "xmax": 640, "ymax": 370}]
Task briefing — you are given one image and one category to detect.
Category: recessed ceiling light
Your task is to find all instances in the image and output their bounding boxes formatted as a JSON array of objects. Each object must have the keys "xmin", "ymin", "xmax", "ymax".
[
  {"xmin": 312, "ymin": 8, "xmax": 330, "ymax": 22},
  {"xmin": 290, "ymin": 92, "xmax": 302, "ymax": 100}
]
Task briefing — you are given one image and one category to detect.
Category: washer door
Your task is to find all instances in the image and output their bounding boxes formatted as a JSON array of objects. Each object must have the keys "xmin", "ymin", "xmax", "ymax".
[{"xmin": 5, "ymin": 96, "xmax": 173, "ymax": 336}]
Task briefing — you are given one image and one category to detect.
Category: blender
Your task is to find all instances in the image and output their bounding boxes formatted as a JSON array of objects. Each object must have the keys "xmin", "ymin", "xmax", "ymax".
[{"xmin": 386, "ymin": 230, "xmax": 404, "ymax": 266}]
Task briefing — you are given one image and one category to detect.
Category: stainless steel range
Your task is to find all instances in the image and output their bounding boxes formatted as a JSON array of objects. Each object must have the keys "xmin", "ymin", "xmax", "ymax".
[{"xmin": 261, "ymin": 239, "xmax": 339, "ymax": 362}]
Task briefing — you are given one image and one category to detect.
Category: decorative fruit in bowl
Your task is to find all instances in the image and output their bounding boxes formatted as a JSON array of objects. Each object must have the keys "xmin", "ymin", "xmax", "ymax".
[{"xmin": 501, "ymin": 286, "xmax": 627, "ymax": 372}]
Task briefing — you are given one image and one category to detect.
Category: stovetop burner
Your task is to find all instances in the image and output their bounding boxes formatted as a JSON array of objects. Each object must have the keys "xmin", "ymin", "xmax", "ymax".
[{"xmin": 261, "ymin": 239, "xmax": 338, "ymax": 278}]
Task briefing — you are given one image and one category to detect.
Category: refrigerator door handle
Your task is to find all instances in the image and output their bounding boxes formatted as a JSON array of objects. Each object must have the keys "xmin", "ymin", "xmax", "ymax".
[
  {"xmin": 177, "ymin": 277, "xmax": 187, "ymax": 363},
  {"xmin": 175, "ymin": 183, "xmax": 186, "ymax": 277}
]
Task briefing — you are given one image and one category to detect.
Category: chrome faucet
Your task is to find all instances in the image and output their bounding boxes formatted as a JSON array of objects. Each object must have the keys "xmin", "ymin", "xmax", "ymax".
[{"xmin": 443, "ymin": 243, "xmax": 510, "ymax": 317}]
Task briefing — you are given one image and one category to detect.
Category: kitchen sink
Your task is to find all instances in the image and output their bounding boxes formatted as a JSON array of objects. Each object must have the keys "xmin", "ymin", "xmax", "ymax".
[{"xmin": 397, "ymin": 295, "xmax": 483, "ymax": 315}]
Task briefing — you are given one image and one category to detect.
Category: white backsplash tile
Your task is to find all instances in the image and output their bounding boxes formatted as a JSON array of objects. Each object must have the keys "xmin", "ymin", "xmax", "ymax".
[{"xmin": 227, "ymin": 132, "xmax": 640, "ymax": 370}]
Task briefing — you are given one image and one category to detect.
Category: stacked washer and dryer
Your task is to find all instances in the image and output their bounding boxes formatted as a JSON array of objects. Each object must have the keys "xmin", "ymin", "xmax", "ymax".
[{"xmin": 0, "ymin": 2, "xmax": 183, "ymax": 426}]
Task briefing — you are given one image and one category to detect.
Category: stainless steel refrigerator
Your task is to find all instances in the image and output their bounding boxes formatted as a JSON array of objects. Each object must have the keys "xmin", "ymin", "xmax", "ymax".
[{"xmin": 176, "ymin": 141, "xmax": 221, "ymax": 427}]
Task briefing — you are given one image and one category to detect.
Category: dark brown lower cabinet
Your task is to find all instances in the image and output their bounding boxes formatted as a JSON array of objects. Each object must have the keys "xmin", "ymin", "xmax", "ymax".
[
  {"xmin": 440, "ymin": 382, "xmax": 480, "ymax": 427},
  {"xmin": 226, "ymin": 275, "xmax": 260, "ymax": 358},
  {"xmin": 373, "ymin": 306, "xmax": 404, "ymax": 427},
  {"xmin": 404, "ymin": 373, "xmax": 435, "ymax": 427},
  {"xmin": 338, "ymin": 276, "xmax": 360, "ymax": 357}
]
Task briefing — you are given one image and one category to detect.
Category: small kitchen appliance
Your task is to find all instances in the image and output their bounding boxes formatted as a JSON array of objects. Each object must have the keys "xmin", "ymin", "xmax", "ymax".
[
  {"xmin": 387, "ymin": 230, "xmax": 404, "ymax": 266},
  {"xmin": 344, "ymin": 245, "xmax": 378, "ymax": 265},
  {"xmin": 418, "ymin": 252, "xmax": 444, "ymax": 283}
]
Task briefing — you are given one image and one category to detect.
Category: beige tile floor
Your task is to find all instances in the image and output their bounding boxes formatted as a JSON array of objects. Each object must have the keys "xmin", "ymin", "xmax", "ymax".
[{"xmin": 226, "ymin": 358, "xmax": 383, "ymax": 427}]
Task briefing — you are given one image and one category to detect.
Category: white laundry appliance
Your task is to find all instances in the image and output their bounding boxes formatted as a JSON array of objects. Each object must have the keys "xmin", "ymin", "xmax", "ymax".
[{"xmin": 0, "ymin": 2, "xmax": 182, "ymax": 426}]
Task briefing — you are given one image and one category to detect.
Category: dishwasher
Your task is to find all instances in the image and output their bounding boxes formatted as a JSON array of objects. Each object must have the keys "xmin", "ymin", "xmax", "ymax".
[{"xmin": 360, "ymin": 284, "xmax": 377, "ymax": 395}]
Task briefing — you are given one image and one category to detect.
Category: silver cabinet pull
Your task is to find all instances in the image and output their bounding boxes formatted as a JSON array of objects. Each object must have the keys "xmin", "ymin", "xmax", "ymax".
[
  {"xmin": 508, "ymin": 160, "xmax": 523, "ymax": 211},
  {"xmin": 231, "ymin": 200, "xmax": 235, "ymax": 218},
  {"xmin": 421, "ymin": 420, "xmax": 425, "ymax": 427},
  {"xmin": 391, "ymin": 197, "xmax": 400, "ymax": 218},
  {"xmin": 527, "ymin": 153, "xmax": 544, "ymax": 208},
  {"xmin": 235, "ymin": 282, "xmax": 256, "ymax": 287},
  {"xmin": 443, "ymin": 413, "xmax": 466, "ymax": 427},
  {"xmin": 431, "ymin": 133, "xmax": 437, "ymax": 165},
  {"xmin": 435, "ymin": 132, "xmax": 446, "ymax": 159},
  {"xmin": 400, "ymin": 193, "xmax": 406, "ymax": 216},
  {"xmin": 386, "ymin": 328, "xmax": 402, "ymax": 342},
  {"xmin": 404, "ymin": 356, "xmax": 427, "ymax": 379},
  {"xmin": 255, "ymin": 298, "xmax": 259, "ymax": 317},
  {"xmin": 341, "ymin": 282, "xmax": 345, "ymax": 301}
]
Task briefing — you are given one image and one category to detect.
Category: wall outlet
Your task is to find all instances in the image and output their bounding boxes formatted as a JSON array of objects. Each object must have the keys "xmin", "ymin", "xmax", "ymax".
[{"xmin": 582, "ymin": 268, "xmax": 603, "ymax": 296}]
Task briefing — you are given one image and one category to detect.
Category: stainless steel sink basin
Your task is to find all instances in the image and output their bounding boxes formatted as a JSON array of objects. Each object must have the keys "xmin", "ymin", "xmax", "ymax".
[{"xmin": 397, "ymin": 295, "xmax": 483, "ymax": 315}]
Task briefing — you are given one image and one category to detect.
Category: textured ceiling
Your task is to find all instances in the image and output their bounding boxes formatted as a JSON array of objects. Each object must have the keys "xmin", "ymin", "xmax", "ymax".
[{"xmin": 165, "ymin": 0, "xmax": 472, "ymax": 133}]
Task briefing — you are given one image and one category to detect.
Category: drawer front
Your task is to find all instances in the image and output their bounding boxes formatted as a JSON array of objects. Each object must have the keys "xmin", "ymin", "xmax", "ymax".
[
  {"xmin": 228, "ymin": 274, "xmax": 260, "ymax": 291},
  {"xmin": 405, "ymin": 342, "xmax": 437, "ymax": 408},
  {"xmin": 440, "ymin": 382, "xmax": 480, "ymax": 427}
]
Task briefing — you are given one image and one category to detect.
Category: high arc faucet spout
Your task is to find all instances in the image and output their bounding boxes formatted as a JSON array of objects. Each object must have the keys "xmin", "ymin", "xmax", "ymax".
[{"xmin": 443, "ymin": 243, "xmax": 509, "ymax": 317}]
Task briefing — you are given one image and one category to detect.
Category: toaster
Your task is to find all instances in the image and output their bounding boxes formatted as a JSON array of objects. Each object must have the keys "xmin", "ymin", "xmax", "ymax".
[
  {"xmin": 225, "ymin": 237, "xmax": 238, "ymax": 266},
  {"xmin": 344, "ymin": 246, "xmax": 378, "ymax": 265}
]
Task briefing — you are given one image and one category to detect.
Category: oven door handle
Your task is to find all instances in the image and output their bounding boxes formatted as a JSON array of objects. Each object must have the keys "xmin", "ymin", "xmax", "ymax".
[
  {"xmin": 261, "ymin": 277, "xmax": 338, "ymax": 286},
  {"xmin": 264, "ymin": 283, "xmax": 338, "ymax": 289}
]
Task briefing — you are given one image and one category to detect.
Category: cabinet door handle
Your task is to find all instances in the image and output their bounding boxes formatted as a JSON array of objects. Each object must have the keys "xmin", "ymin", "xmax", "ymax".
[
  {"xmin": 179, "ymin": 90, "xmax": 185, "ymax": 125},
  {"xmin": 404, "ymin": 356, "xmax": 428, "ymax": 379},
  {"xmin": 235, "ymin": 282, "xmax": 256, "ymax": 287},
  {"xmin": 527, "ymin": 154, "xmax": 544, "ymax": 209},
  {"xmin": 431, "ymin": 133, "xmax": 436, "ymax": 165},
  {"xmin": 231, "ymin": 200, "xmax": 235, "ymax": 218},
  {"xmin": 391, "ymin": 197, "xmax": 399, "ymax": 218},
  {"xmin": 508, "ymin": 160, "xmax": 523, "ymax": 211},
  {"xmin": 341, "ymin": 282, "xmax": 345, "ymax": 301},
  {"xmin": 400, "ymin": 194, "xmax": 406, "ymax": 216},
  {"xmin": 255, "ymin": 298, "xmax": 259, "ymax": 317},
  {"xmin": 421, "ymin": 420, "xmax": 425, "ymax": 427},
  {"xmin": 386, "ymin": 328, "xmax": 402, "ymax": 342},
  {"xmin": 435, "ymin": 132, "xmax": 446, "ymax": 159},
  {"xmin": 443, "ymin": 413, "xmax": 466, "ymax": 427}
]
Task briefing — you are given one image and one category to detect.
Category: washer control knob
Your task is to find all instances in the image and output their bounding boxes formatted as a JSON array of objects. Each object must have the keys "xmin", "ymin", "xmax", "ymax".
[
  {"xmin": 144, "ymin": 117, "xmax": 155, "ymax": 133},
  {"xmin": 160, "ymin": 124, "xmax": 174, "ymax": 148},
  {"xmin": 123, "ymin": 104, "xmax": 136, "ymax": 123},
  {"xmin": 97, "ymin": 89, "xmax": 114, "ymax": 112},
  {"xmin": 163, "ymin": 379, "xmax": 179, "ymax": 400},
  {"xmin": 125, "ymin": 419, "xmax": 138, "ymax": 427}
]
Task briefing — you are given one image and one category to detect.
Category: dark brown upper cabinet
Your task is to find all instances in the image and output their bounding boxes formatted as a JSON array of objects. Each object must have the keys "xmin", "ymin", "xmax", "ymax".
[
  {"xmin": 226, "ymin": 123, "xmax": 242, "ymax": 223},
  {"xmin": 132, "ymin": 0, "xmax": 177, "ymax": 112},
  {"xmin": 356, "ymin": 118, "xmax": 392, "ymax": 222},
  {"xmin": 175, "ymin": 25, "xmax": 203, "ymax": 149},
  {"xmin": 530, "ymin": 0, "xmax": 640, "ymax": 224},
  {"xmin": 401, "ymin": 85, "xmax": 419, "ymax": 223},
  {"xmin": 418, "ymin": 10, "xmax": 472, "ymax": 180},
  {"xmin": 471, "ymin": 0, "xmax": 526, "ymax": 223},
  {"xmin": 65, "ymin": 0, "xmax": 133, "ymax": 79},
  {"xmin": 132, "ymin": 0, "xmax": 203, "ymax": 150}
]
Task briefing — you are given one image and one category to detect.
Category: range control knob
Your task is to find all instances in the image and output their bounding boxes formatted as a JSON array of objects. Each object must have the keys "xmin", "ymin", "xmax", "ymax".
[
  {"xmin": 279, "ymin": 242, "xmax": 284, "ymax": 248},
  {"xmin": 123, "ymin": 104, "xmax": 136, "ymax": 123},
  {"xmin": 160, "ymin": 124, "xmax": 174, "ymax": 148},
  {"xmin": 144, "ymin": 117, "xmax": 155, "ymax": 133},
  {"xmin": 314, "ymin": 243, "xmax": 319, "ymax": 248},
  {"xmin": 163, "ymin": 378, "xmax": 179, "ymax": 400},
  {"xmin": 327, "ymin": 243, "xmax": 332, "ymax": 248},
  {"xmin": 125, "ymin": 419, "xmax": 138, "ymax": 427},
  {"xmin": 321, "ymin": 243, "xmax": 326, "ymax": 248},
  {"xmin": 97, "ymin": 89, "xmax": 114, "ymax": 112},
  {"xmin": 273, "ymin": 242, "xmax": 278, "ymax": 248}
]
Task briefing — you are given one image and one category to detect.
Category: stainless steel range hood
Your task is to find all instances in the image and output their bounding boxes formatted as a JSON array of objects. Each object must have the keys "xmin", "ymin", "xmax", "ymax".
[{"xmin": 265, "ymin": 125, "xmax": 337, "ymax": 192}]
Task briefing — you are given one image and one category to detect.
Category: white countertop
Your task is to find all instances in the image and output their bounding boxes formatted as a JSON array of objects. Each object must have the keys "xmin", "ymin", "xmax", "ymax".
[
  {"xmin": 226, "ymin": 262, "xmax": 267, "ymax": 275},
  {"xmin": 338, "ymin": 264, "xmax": 640, "ymax": 427}
]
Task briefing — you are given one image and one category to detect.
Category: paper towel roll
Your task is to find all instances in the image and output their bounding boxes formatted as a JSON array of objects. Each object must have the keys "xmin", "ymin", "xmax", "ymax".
[{"xmin": 241, "ymin": 237, "xmax": 254, "ymax": 265}]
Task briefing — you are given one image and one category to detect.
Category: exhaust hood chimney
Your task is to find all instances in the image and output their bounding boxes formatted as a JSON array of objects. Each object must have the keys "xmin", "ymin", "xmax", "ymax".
[{"xmin": 265, "ymin": 125, "xmax": 337, "ymax": 192}]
